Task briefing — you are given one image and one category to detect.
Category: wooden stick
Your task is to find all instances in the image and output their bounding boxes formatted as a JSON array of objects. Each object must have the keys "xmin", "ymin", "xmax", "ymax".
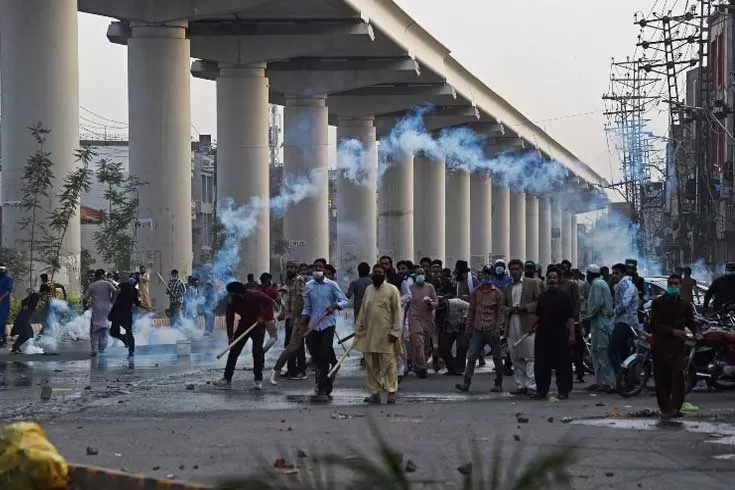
[
  {"xmin": 512, "ymin": 332, "xmax": 530, "ymax": 348},
  {"xmin": 216, "ymin": 321, "xmax": 259, "ymax": 359},
  {"xmin": 155, "ymin": 272, "xmax": 172, "ymax": 294},
  {"xmin": 302, "ymin": 311, "xmax": 329, "ymax": 338},
  {"xmin": 328, "ymin": 343, "xmax": 355, "ymax": 378}
]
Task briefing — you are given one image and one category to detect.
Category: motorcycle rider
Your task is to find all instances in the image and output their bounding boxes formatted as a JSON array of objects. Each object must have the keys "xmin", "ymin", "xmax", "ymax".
[
  {"xmin": 649, "ymin": 274, "xmax": 702, "ymax": 419},
  {"xmin": 703, "ymin": 262, "xmax": 735, "ymax": 315}
]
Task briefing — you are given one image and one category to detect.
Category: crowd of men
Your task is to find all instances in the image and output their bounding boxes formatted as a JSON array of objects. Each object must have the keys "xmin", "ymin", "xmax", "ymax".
[{"xmin": 3, "ymin": 251, "xmax": 735, "ymax": 419}]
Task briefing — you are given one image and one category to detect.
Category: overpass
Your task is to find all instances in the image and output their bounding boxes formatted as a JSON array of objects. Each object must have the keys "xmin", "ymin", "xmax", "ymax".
[{"xmin": 0, "ymin": 0, "xmax": 606, "ymax": 299}]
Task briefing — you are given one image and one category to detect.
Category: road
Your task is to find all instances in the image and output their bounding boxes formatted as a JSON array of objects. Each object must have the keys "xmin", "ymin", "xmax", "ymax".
[{"xmin": 1, "ymin": 332, "xmax": 734, "ymax": 489}]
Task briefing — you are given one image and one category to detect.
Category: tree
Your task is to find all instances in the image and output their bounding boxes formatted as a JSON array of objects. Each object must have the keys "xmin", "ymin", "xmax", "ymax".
[
  {"xmin": 42, "ymin": 146, "xmax": 96, "ymax": 283},
  {"xmin": 18, "ymin": 122, "xmax": 55, "ymax": 288},
  {"xmin": 0, "ymin": 247, "xmax": 29, "ymax": 281},
  {"xmin": 93, "ymin": 159, "xmax": 145, "ymax": 272}
]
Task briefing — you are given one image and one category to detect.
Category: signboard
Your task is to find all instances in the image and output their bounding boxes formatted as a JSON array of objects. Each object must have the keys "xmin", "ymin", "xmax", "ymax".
[
  {"xmin": 135, "ymin": 218, "xmax": 153, "ymax": 230},
  {"xmin": 287, "ymin": 240, "xmax": 305, "ymax": 248},
  {"xmin": 1, "ymin": 201, "xmax": 21, "ymax": 207},
  {"xmin": 551, "ymin": 227, "xmax": 561, "ymax": 239}
]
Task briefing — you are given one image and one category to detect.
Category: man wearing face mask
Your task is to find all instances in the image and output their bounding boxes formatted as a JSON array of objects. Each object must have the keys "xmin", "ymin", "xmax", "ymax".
[
  {"xmin": 301, "ymin": 259, "xmax": 349, "ymax": 401},
  {"xmin": 455, "ymin": 265, "xmax": 505, "ymax": 393},
  {"xmin": 271, "ymin": 262, "xmax": 309, "ymax": 384},
  {"xmin": 703, "ymin": 262, "xmax": 735, "ymax": 315},
  {"xmin": 353, "ymin": 263, "xmax": 404, "ymax": 404},
  {"xmin": 406, "ymin": 268, "xmax": 438, "ymax": 378},
  {"xmin": 650, "ymin": 274, "xmax": 702, "ymax": 418},
  {"xmin": 490, "ymin": 260, "xmax": 513, "ymax": 290},
  {"xmin": 532, "ymin": 268, "xmax": 576, "ymax": 400}
]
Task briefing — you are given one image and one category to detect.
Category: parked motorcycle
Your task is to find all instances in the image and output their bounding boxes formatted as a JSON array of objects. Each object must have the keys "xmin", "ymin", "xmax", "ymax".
[
  {"xmin": 686, "ymin": 319, "xmax": 735, "ymax": 391},
  {"xmin": 616, "ymin": 325, "xmax": 653, "ymax": 397}
]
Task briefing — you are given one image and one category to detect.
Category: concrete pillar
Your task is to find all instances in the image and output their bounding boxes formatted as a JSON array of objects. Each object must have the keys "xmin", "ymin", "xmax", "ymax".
[
  {"xmin": 470, "ymin": 172, "xmax": 492, "ymax": 270},
  {"xmin": 283, "ymin": 96, "xmax": 329, "ymax": 263},
  {"xmin": 336, "ymin": 116, "xmax": 377, "ymax": 279},
  {"xmin": 0, "ymin": 0, "xmax": 80, "ymax": 292},
  {"xmin": 525, "ymin": 194, "xmax": 540, "ymax": 263},
  {"xmin": 414, "ymin": 156, "xmax": 445, "ymax": 263},
  {"xmin": 445, "ymin": 168, "xmax": 470, "ymax": 268},
  {"xmin": 378, "ymin": 150, "xmax": 414, "ymax": 261},
  {"xmin": 216, "ymin": 64, "xmax": 270, "ymax": 280},
  {"xmin": 562, "ymin": 210, "xmax": 573, "ymax": 264},
  {"xmin": 128, "ymin": 21, "xmax": 192, "ymax": 309},
  {"xmin": 551, "ymin": 199, "xmax": 562, "ymax": 263},
  {"xmin": 538, "ymin": 197, "xmax": 552, "ymax": 268},
  {"xmin": 491, "ymin": 184, "xmax": 510, "ymax": 261},
  {"xmin": 509, "ymin": 191, "xmax": 526, "ymax": 260},
  {"xmin": 571, "ymin": 213, "xmax": 579, "ymax": 268}
]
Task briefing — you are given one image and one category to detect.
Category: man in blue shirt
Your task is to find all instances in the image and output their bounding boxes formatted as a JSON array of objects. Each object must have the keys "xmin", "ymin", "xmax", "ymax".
[
  {"xmin": 0, "ymin": 264, "xmax": 14, "ymax": 347},
  {"xmin": 302, "ymin": 258, "xmax": 349, "ymax": 401},
  {"xmin": 609, "ymin": 262, "xmax": 640, "ymax": 374}
]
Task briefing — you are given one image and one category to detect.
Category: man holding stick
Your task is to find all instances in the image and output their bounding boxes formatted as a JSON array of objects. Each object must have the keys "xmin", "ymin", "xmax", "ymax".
[
  {"xmin": 301, "ymin": 260, "xmax": 349, "ymax": 402},
  {"xmin": 213, "ymin": 281, "xmax": 275, "ymax": 390},
  {"xmin": 353, "ymin": 263, "xmax": 403, "ymax": 404}
]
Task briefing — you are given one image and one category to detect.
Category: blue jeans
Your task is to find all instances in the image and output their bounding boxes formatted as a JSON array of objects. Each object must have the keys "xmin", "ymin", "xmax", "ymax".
[
  {"xmin": 204, "ymin": 312, "xmax": 215, "ymax": 334},
  {"xmin": 463, "ymin": 331, "xmax": 502, "ymax": 387}
]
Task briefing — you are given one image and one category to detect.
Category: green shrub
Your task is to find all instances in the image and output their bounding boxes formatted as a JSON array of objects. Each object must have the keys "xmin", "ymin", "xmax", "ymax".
[{"xmin": 216, "ymin": 420, "xmax": 577, "ymax": 490}]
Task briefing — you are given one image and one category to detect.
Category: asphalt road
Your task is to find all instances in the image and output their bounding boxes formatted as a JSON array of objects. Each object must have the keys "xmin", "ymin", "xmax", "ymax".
[{"xmin": 1, "ymin": 335, "xmax": 734, "ymax": 489}]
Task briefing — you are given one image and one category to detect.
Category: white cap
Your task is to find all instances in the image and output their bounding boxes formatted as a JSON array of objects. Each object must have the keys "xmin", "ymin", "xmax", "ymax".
[{"xmin": 587, "ymin": 264, "xmax": 601, "ymax": 274}]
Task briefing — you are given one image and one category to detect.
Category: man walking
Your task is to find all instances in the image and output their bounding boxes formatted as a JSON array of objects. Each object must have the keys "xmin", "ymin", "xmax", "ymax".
[
  {"xmin": 437, "ymin": 294, "xmax": 469, "ymax": 376},
  {"xmin": 353, "ymin": 264, "xmax": 403, "ymax": 404},
  {"xmin": 301, "ymin": 260, "xmax": 349, "ymax": 401},
  {"xmin": 214, "ymin": 281, "xmax": 275, "ymax": 390},
  {"xmin": 455, "ymin": 265, "xmax": 505, "ymax": 393},
  {"xmin": 109, "ymin": 276, "xmax": 148, "ymax": 360},
  {"xmin": 650, "ymin": 274, "xmax": 702, "ymax": 418},
  {"xmin": 83, "ymin": 269, "xmax": 117, "ymax": 356},
  {"xmin": 504, "ymin": 259, "xmax": 541, "ymax": 395},
  {"xmin": 703, "ymin": 262, "xmax": 735, "ymax": 315},
  {"xmin": 584, "ymin": 265, "xmax": 616, "ymax": 392},
  {"xmin": 271, "ymin": 262, "xmax": 308, "ymax": 384},
  {"xmin": 533, "ymin": 268, "xmax": 576, "ymax": 400},
  {"xmin": 406, "ymin": 268, "xmax": 438, "ymax": 378},
  {"xmin": 166, "ymin": 269, "xmax": 186, "ymax": 328},
  {"xmin": 347, "ymin": 262, "xmax": 373, "ymax": 320}
]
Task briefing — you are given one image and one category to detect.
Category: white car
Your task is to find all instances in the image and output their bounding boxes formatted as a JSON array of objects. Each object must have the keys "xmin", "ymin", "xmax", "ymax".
[{"xmin": 644, "ymin": 276, "xmax": 708, "ymax": 307}]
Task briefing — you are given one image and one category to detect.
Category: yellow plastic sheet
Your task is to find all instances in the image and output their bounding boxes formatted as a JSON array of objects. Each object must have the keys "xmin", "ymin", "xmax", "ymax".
[{"xmin": 0, "ymin": 422, "xmax": 68, "ymax": 490}]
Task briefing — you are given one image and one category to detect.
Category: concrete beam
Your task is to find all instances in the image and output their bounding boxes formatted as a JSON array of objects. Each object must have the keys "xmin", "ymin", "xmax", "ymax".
[
  {"xmin": 327, "ymin": 84, "xmax": 458, "ymax": 117},
  {"xmin": 266, "ymin": 57, "xmax": 425, "ymax": 97},
  {"xmin": 82, "ymin": 0, "xmax": 272, "ymax": 23},
  {"xmin": 375, "ymin": 106, "xmax": 479, "ymax": 138}
]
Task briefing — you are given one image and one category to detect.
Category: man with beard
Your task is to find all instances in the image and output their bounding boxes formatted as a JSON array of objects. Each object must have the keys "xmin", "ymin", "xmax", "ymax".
[
  {"xmin": 532, "ymin": 268, "xmax": 576, "ymax": 400},
  {"xmin": 354, "ymin": 263, "xmax": 403, "ymax": 404},
  {"xmin": 271, "ymin": 262, "xmax": 308, "ymax": 384},
  {"xmin": 455, "ymin": 265, "xmax": 505, "ymax": 393},
  {"xmin": 650, "ymin": 274, "xmax": 702, "ymax": 418},
  {"xmin": 454, "ymin": 260, "xmax": 479, "ymax": 301},
  {"xmin": 380, "ymin": 256, "xmax": 403, "ymax": 291},
  {"xmin": 301, "ymin": 260, "xmax": 349, "ymax": 401},
  {"xmin": 504, "ymin": 259, "xmax": 541, "ymax": 395},
  {"xmin": 214, "ymin": 282, "xmax": 275, "ymax": 390},
  {"xmin": 584, "ymin": 264, "xmax": 615, "ymax": 393},
  {"xmin": 560, "ymin": 269, "xmax": 584, "ymax": 383},
  {"xmin": 83, "ymin": 269, "xmax": 117, "ymax": 356}
]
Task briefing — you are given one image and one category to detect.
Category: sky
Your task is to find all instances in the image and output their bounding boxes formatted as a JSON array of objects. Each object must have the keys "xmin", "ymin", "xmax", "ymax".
[{"xmin": 75, "ymin": 0, "xmax": 663, "ymax": 184}]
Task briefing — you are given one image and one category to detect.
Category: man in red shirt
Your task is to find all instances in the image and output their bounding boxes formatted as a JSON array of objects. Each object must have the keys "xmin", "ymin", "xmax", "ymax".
[{"xmin": 213, "ymin": 281, "xmax": 275, "ymax": 390}]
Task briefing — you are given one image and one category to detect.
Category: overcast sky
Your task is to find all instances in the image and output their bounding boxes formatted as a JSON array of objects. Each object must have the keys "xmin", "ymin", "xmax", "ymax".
[{"xmin": 76, "ymin": 0, "xmax": 662, "ymax": 183}]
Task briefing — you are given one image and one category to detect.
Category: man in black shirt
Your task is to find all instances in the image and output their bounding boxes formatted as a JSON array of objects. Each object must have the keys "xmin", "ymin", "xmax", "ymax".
[
  {"xmin": 109, "ymin": 276, "xmax": 150, "ymax": 360},
  {"xmin": 533, "ymin": 268, "xmax": 576, "ymax": 400},
  {"xmin": 704, "ymin": 262, "xmax": 735, "ymax": 314}
]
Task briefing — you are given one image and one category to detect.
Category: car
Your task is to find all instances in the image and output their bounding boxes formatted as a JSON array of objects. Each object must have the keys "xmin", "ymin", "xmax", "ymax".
[{"xmin": 644, "ymin": 276, "xmax": 708, "ymax": 307}]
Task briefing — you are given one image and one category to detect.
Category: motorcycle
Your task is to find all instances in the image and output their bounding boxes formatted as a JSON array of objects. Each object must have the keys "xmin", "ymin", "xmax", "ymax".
[
  {"xmin": 686, "ymin": 318, "xmax": 735, "ymax": 391},
  {"xmin": 615, "ymin": 325, "xmax": 653, "ymax": 397}
]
